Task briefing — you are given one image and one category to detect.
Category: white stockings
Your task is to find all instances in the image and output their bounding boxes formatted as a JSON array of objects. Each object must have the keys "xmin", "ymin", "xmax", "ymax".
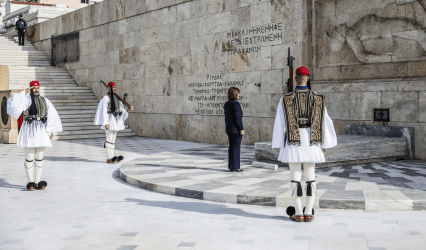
[
  {"xmin": 24, "ymin": 147, "xmax": 45, "ymax": 183},
  {"xmin": 105, "ymin": 130, "xmax": 118, "ymax": 160},
  {"xmin": 289, "ymin": 162, "xmax": 316, "ymax": 216}
]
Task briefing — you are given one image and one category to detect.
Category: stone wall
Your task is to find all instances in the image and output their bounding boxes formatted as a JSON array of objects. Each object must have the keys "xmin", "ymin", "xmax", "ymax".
[{"xmin": 31, "ymin": 0, "xmax": 426, "ymax": 160}]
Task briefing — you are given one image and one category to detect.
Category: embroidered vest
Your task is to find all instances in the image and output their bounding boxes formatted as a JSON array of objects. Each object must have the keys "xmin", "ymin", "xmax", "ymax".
[
  {"xmin": 282, "ymin": 89, "xmax": 325, "ymax": 146},
  {"xmin": 23, "ymin": 96, "xmax": 47, "ymax": 120}
]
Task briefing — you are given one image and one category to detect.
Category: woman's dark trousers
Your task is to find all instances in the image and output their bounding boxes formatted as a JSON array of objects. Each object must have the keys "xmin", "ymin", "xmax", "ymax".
[
  {"xmin": 227, "ymin": 133, "xmax": 243, "ymax": 170},
  {"xmin": 18, "ymin": 30, "xmax": 25, "ymax": 45}
]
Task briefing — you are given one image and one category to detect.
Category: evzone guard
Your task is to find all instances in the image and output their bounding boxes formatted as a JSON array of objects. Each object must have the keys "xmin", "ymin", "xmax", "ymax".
[
  {"xmin": 94, "ymin": 82, "xmax": 133, "ymax": 164},
  {"xmin": 7, "ymin": 81, "xmax": 63, "ymax": 191},
  {"xmin": 272, "ymin": 66, "xmax": 337, "ymax": 222}
]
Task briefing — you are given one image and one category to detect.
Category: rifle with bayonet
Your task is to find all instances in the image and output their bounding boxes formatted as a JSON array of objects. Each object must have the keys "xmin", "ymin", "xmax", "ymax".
[
  {"xmin": 285, "ymin": 47, "xmax": 295, "ymax": 94},
  {"xmin": 99, "ymin": 79, "xmax": 133, "ymax": 109}
]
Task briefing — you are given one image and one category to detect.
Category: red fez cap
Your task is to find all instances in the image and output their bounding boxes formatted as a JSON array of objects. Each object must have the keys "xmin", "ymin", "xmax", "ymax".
[
  {"xmin": 108, "ymin": 82, "xmax": 116, "ymax": 87},
  {"xmin": 30, "ymin": 81, "xmax": 40, "ymax": 87},
  {"xmin": 296, "ymin": 66, "xmax": 309, "ymax": 76}
]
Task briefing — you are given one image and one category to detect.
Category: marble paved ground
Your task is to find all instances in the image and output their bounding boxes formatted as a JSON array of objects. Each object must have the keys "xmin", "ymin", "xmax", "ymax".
[
  {"xmin": 121, "ymin": 146, "xmax": 426, "ymax": 211},
  {"xmin": 1, "ymin": 137, "xmax": 426, "ymax": 250}
]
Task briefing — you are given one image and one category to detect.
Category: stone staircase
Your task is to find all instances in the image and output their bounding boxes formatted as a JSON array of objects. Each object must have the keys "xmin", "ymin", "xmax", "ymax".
[{"xmin": 0, "ymin": 35, "xmax": 135, "ymax": 140}]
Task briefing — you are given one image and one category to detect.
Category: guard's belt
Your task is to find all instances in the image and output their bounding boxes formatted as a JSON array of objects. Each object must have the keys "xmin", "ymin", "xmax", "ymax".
[
  {"xmin": 299, "ymin": 123, "xmax": 311, "ymax": 128},
  {"xmin": 108, "ymin": 112, "xmax": 123, "ymax": 117},
  {"xmin": 25, "ymin": 117, "xmax": 47, "ymax": 124}
]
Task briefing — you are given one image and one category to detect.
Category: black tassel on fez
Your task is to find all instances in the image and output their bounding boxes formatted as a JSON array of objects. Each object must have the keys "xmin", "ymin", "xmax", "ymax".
[
  {"xmin": 110, "ymin": 87, "xmax": 116, "ymax": 113},
  {"xmin": 29, "ymin": 88, "xmax": 38, "ymax": 115}
]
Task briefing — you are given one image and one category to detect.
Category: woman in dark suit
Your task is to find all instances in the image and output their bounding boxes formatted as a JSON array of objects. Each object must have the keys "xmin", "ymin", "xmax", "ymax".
[{"xmin": 224, "ymin": 87, "xmax": 245, "ymax": 172}]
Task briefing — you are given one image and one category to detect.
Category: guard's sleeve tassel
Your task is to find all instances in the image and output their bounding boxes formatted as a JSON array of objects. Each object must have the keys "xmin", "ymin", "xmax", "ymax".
[
  {"xmin": 306, "ymin": 180, "xmax": 315, "ymax": 197},
  {"xmin": 291, "ymin": 181, "xmax": 303, "ymax": 197}
]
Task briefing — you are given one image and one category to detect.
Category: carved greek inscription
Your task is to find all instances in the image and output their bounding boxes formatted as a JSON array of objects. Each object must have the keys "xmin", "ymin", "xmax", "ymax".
[
  {"xmin": 188, "ymin": 74, "xmax": 249, "ymax": 115},
  {"xmin": 224, "ymin": 23, "xmax": 283, "ymax": 55}
]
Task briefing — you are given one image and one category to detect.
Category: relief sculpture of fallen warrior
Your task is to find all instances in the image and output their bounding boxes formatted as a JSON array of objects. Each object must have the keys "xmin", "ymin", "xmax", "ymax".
[{"xmin": 327, "ymin": 0, "xmax": 426, "ymax": 64}]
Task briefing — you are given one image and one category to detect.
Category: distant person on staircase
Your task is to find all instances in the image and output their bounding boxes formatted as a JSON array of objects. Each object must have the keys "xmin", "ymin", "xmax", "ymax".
[
  {"xmin": 15, "ymin": 14, "xmax": 27, "ymax": 46},
  {"xmin": 94, "ymin": 82, "xmax": 133, "ymax": 164},
  {"xmin": 7, "ymin": 81, "xmax": 63, "ymax": 191}
]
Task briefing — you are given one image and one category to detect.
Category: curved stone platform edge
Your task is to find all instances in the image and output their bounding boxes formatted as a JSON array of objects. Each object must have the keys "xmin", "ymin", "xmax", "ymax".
[
  {"xmin": 120, "ymin": 169, "xmax": 368, "ymax": 210},
  {"xmin": 255, "ymin": 156, "xmax": 409, "ymax": 169}
]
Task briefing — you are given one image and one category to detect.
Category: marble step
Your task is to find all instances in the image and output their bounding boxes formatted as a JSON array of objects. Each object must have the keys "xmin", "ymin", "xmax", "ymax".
[
  {"xmin": 41, "ymin": 87, "xmax": 90, "ymax": 90},
  {"xmin": 55, "ymin": 106, "xmax": 97, "ymax": 110},
  {"xmin": 52, "ymin": 98, "xmax": 99, "ymax": 104},
  {"xmin": 7, "ymin": 68, "xmax": 69, "ymax": 72},
  {"xmin": 9, "ymin": 74, "xmax": 70, "ymax": 77},
  {"xmin": 57, "ymin": 110, "xmax": 97, "ymax": 115},
  {"xmin": 60, "ymin": 114, "xmax": 95, "ymax": 119},
  {"xmin": 0, "ymin": 48, "xmax": 38, "ymax": 51},
  {"xmin": 10, "ymin": 79, "xmax": 75, "ymax": 82},
  {"xmin": 0, "ymin": 55, "xmax": 49, "ymax": 58},
  {"xmin": 9, "ymin": 76, "xmax": 72, "ymax": 78},
  {"xmin": 0, "ymin": 55, "xmax": 48, "ymax": 57},
  {"xmin": 41, "ymin": 90, "xmax": 92, "ymax": 94},
  {"xmin": 53, "ymin": 132, "xmax": 135, "ymax": 140},
  {"xmin": 10, "ymin": 74, "xmax": 71, "ymax": 77},
  {"xmin": 0, "ymin": 59, "xmax": 50, "ymax": 62},
  {"xmin": 63, "ymin": 122, "xmax": 99, "ymax": 127},
  {"xmin": 0, "ymin": 59, "xmax": 51, "ymax": 62},
  {"xmin": 10, "ymin": 78, "xmax": 73, "ymax": 81},
  {"xmin": 63, "ymin": 125, "xmax": 129, "ymax": 131},
  {"xmin": 56, "ymin": 128, "xmax": 133, "ymax": 136},
  {"xmin": 13, "ymin": 84, "xmax": 78, "ymax": 88},
  {"xmin": 43, "ymin": 92, "xmax": 94, "ymax": 96},
  {"xmin": 9, "ymin": 72, "xmax": 70, "ymax": 75},
  {"xmin": 61, "ymin": 118, "xmax": 96, "ymax": 123},
  {"xmin": 50, "ymin": 99, "xmax": 98, "ymax": 103},
  {"xmin": 255, "ymin": 135, "xmax": 408, "ymax": 168},
  {"xmin": 11, "ymin": 82, "xmax": 77, "ymax": 86},
  {"xmin": 3, "ymin": 63, "xmax": 53, "ymax": 66},
  {"xmin": 0, "ymin": 57, "xmax": 50, "ymax": 60},
  {"xmin": 44, "ymin": 96, "xmax": 95, "ymax": 100},
  {"xmin": 0, "ymin": 50, "xmax": 47, "ymax": 53},
  {"xmin": 10, "ymin": 82, "xmax": 77, "ymax": 86},
  {"xmin": 2, "ymin": 46, "xmax": 36, "ymax": 49},
  {"xmin": 9, "ymin": 71, "xmax": 70, "ymax": 74},
  {"xmin": 8, "ymin": 67, "xmax": 67, "ymax": 69},
  {"xmin": 7, "ymin": 66, "xmax": 64, "ymax": 70}
]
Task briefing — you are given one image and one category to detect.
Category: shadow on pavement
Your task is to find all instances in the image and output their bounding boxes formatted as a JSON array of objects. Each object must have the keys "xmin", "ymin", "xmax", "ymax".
[
  {"xmin": 125, "ymin": 198, "xmax": 286, "ymax": 221},
  {"xmin": 0, "ymin": 178, "xmax": 26, "ymax": 191}
]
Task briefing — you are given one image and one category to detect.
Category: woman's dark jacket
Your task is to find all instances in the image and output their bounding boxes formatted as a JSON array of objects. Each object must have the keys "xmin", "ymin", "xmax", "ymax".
[{"xmin": 224, "ymin": 99, "xmax": 244, "ymax": 134}]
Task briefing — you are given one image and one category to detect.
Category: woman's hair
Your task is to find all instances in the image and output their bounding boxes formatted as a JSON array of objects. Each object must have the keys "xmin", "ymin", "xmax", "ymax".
[{"xmin": 228, "ymin": 87, "xmax": 240, "ymax": 100}]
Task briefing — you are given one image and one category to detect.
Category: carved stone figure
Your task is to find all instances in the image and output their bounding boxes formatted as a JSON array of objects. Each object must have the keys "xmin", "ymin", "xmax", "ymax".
[{"xmin": 326, "ymin": 0, "xmax": 426, "ymax": 64}]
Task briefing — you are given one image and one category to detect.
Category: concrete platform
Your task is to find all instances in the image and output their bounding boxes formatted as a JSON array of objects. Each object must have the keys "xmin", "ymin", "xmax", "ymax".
[
  {"xmin": 255, "ymin": 125, "xmax": 414, "ymax": 168},
  {"xmin": 255, "ymin": 135, "xmax": 408, "ymax": 168},
  {"xmin": 120, "ymin": 145, "xmax": 426, "ymax": 211}
]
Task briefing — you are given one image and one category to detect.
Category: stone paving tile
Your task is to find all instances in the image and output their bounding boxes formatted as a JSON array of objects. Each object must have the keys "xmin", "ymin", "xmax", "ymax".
[{"xmin": 1, "ymin": 137, "xmax": 426, "ymax": 250}]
